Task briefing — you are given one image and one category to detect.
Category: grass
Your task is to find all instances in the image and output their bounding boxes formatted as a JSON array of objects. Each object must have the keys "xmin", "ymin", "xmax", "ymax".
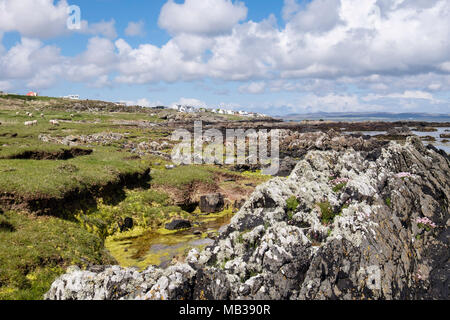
[
  {"xmin": 318, "ymin": 201, "xmax": 336, "ymax": 225},
  {"xmin": 0, "ymin": 211, "xmax": 115, "ymax": 300},
  {"xmin": 151, "ymin": 165, "xmax": 215, "ymax": 188},
  {"xmin": 0, "ymin": 147, "xmax": 149, "ymax": 198},
  {"xmin": 286, "ymin": 196, "xmax": 299, "ymax": 220},
  {"xmin": 332, "ymin": 183, "xmax": 347, "ymax": 193},
  {"xmin": 1, "ymin": 94, "xmax": 61, "ymax": 102},
  {"xmin": 385, "ymin": 197, "xmax": 392, "ymax": 207}
]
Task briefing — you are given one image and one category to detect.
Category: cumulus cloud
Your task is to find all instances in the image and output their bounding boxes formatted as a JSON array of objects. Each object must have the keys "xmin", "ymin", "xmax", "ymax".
[
  {"xmin": 65, "ymin": 37, "xmax": 117, "ymax": 84},
  {"xmin": 0, "ymin": 0, "xmax": 70, "ymax": 38},
  {"xmin": 158, "ymin": 0, "xmax": 248, "ymax": 36},
  {"xmin": 125, "ymin": 98, "xmax": 164, "ymax": 108},
  {"xmin": 79, "ymin": 20, "xmax": 118, "ymax": 40},
  {"xmin": 362, "ymin": 90, "xmax": 442, "ymax": 103},
  {"xmin": 125, "ymin": 21, "xmax": 145, "ymax": 37},
  {"xmin": 285, "ymin": 0, "xmax": 343, "ymax": 33},
  {"xmin": 171, "ymin": 97, "xmax": 209, "ymax": 108},
  {"xmin": 239, "ymin": 82, "xmax": 266, "ymax": 94},
  {"xmin": 0, "ymin": 38, "xmax": 63, "ymax": 82},
  {"xmin": 0, "ymin": 0, "xmax": 117, "ymax": 39}
]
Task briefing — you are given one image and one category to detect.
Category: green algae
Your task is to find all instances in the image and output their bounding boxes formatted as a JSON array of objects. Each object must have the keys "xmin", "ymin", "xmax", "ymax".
[{"xmin": 105, "ymin": 209, "xmax": 234, "ymax": 270}]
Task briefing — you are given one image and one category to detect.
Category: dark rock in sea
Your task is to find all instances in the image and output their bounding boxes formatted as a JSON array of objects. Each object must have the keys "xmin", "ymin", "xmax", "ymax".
[
  {"xmin": 421, "ymin": 136, "xmax": 436, "ymax": 142},
  {"xmin": 199, "ymin": 193, "xmax": 225, "ymax": 213},
  {"xmin": 387, "ymin": 126, "xmax": 412, "ymax": 136},
  {"xmin": 440, "ymin": 134, "xmax": 450, "ymax": 139},
  {"xmin": 414, "ymin": 126, "xmax": 438, "ymax": 132},
  {"xmin": 165, "ymin": 219, "xmax": 192, "ymax": 231},
  {"xmin": 45, "ymin": 136, "xmax": 449, "ymax": 300}
]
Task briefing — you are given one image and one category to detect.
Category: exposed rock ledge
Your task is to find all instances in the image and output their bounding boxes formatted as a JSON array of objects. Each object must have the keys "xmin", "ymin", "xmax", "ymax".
[{"xmin": 46, "ymin": 137, "xmax": 449, "ymax": 300}]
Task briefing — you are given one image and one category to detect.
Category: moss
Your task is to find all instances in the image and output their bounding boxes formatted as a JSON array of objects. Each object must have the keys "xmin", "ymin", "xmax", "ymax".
[
  {"xmin": 286, "ymin": 196, "xmax": 299, "ymax": 220},
  {"xmin": 0, "ymin": 211, "xmax": 114, "ymax": 300},
  {"xmin": 385, "ymin": 197, "xmax": 392, "ymax": 207},
  {"xmin": 76, "ymin": 189, "xmax": 184, "ymax": 240},
  {"xmin": 151, "ymin": 165, "xmax": 215, "ymax": 188},
  {"xmin": 105, "ymin": 208, "xmax": 234, "ymax": 271},
  {"xmin": 318, "ymin": 201, "xmax": 336, "ymax": 225}
]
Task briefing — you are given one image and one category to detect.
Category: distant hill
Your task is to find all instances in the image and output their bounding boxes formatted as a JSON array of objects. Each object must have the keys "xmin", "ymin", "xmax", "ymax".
[{"xmin": 277, "ymin": 112, "xmax": 450, "ymax": 122}]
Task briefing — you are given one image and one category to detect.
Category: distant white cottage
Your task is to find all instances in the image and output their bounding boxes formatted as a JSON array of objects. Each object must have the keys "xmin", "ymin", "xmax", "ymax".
[{"xmin": 63, "ymin": 95, "xmax": 80, "ymax": 100}]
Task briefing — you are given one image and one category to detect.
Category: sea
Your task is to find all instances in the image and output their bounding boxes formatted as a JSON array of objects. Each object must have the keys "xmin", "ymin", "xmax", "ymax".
[
  {"xmin": 281, "ymin": 114, "xmax": 450, "ymax": 154},
  {"xmin": 343, "ymin": 127, "xmax": 450, "ymax": 154}
]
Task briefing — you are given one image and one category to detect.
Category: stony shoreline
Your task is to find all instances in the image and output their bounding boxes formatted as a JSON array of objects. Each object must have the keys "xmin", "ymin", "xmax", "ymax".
[{"xmin": 45, "ymin": 136, "xmax": 449, "ymax": 300}]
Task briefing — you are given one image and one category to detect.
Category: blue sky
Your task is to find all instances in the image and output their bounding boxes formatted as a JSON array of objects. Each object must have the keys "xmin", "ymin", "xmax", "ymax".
[{"xmin": 0, "ymin": 0, "xmax": 449, "ymax": 115}]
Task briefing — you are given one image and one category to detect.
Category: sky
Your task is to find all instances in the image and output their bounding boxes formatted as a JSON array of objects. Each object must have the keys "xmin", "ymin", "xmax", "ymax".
[{"xmin": 0, "ymin": 0, "xmax": 449, "ymax": 115}]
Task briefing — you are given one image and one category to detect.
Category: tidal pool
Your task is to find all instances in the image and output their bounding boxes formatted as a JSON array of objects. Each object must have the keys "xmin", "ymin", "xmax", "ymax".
[{"xmin": 105, "ymin": 212, "xmax": 233, "ymax": 270}]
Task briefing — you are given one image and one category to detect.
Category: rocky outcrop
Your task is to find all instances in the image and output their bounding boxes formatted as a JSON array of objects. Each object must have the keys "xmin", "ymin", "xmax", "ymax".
[
  {"xmin": 199, "ymin": 193, "xmax": 225, "ymax": 213},
  {"xmin": 39, "ymin": 132, "xmax": 125, "ymax": 147},
  {"xmin": 45, "ymin": 137, "xmax": 449, "ymax": 300},
  {"xmin": 278, "ymin": 129, "xmax": 389, "ymax": 159}
]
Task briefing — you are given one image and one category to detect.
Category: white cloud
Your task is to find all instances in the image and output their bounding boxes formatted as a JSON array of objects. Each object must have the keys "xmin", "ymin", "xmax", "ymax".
[
  {"xmin": 282, "ymin": 0, "xmax": 301, "ymax": 21},
  {"xmin": 295, "ymin": 93, "xmax": 365, "ymax": 113},
  {"xmin": 171, "ymin": 97, "xmax": 208, "ymax": 108},
  {"xmin": 0, "ymin": 80, "xmax": 11, "ymax": 91},
  {"xmin": 362, "ymin": 90, "xmax": 442, "ymax": 103},
  {"xmin": 0, "ymin": 38, "xmax": 63, "ymax": 82},
  {"xmin": 158, "ymin": 0, "xmax": 248, "ymax": 36},
  {"xmin": 239, "ymin": 82, "xmax": 266, "ymax": 94},
  {"xmin": 65, "ymin": 37, "xmax": 117, "ymax": 84},
  {"xmin": 0, "ymin": 0, "xmax": 117, "ymax": 40},
  {"xmin": 286, "ymin": 0, "xmax": 343, "ymax": 33},
  {"xmin": 125, "ymin": 98, "xmax": 164, "ymax": 108},
  {"xmin": 79, "ymin": 20, "xmax": 118, "ymax": 40},
  {"xmin": 125, "ymin": 21, "xmax": 145, "ymax": 37},
  {"xmin": 0, "ymin": 0, "xmax": 70, "ymax": 38}
]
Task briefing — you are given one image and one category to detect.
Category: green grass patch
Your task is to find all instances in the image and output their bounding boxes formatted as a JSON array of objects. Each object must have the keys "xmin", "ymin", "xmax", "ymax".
[
  {"xmin": 385, "ymin": 197, "xmax": 392, "ymax": 207},
  {"xmin": 0, "ymin": 147, "xmax": 149, "ymax": 198},
  {"xmin": 151, "ymin": 165, "xmax": 215, "ymax": 188},
  {"xmin": 318, "ymin": 201, "xmax": 336, "ymax": 225},
  {"xmin": 332, "ymin": 183, "xmax": 347, "ymax": 193},
  {"xmin": 0, "ymin": 211, "xmax": 114, "ymax": 300},
  {"xmin": 286, "ymin": 196, "xmax": 299, "ymax": 220}
]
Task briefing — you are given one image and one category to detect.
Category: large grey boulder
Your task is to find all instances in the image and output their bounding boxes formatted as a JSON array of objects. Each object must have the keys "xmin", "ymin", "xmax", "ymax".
[{"xmin": 46, "ymin": 137, "xmax": 449, "ymax": 300}]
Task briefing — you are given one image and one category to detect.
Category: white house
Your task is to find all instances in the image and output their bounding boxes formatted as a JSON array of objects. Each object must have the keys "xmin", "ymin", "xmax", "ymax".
[{"xmin": 63, "ymin": 95, "xmax": 80, "ymax": 100}]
